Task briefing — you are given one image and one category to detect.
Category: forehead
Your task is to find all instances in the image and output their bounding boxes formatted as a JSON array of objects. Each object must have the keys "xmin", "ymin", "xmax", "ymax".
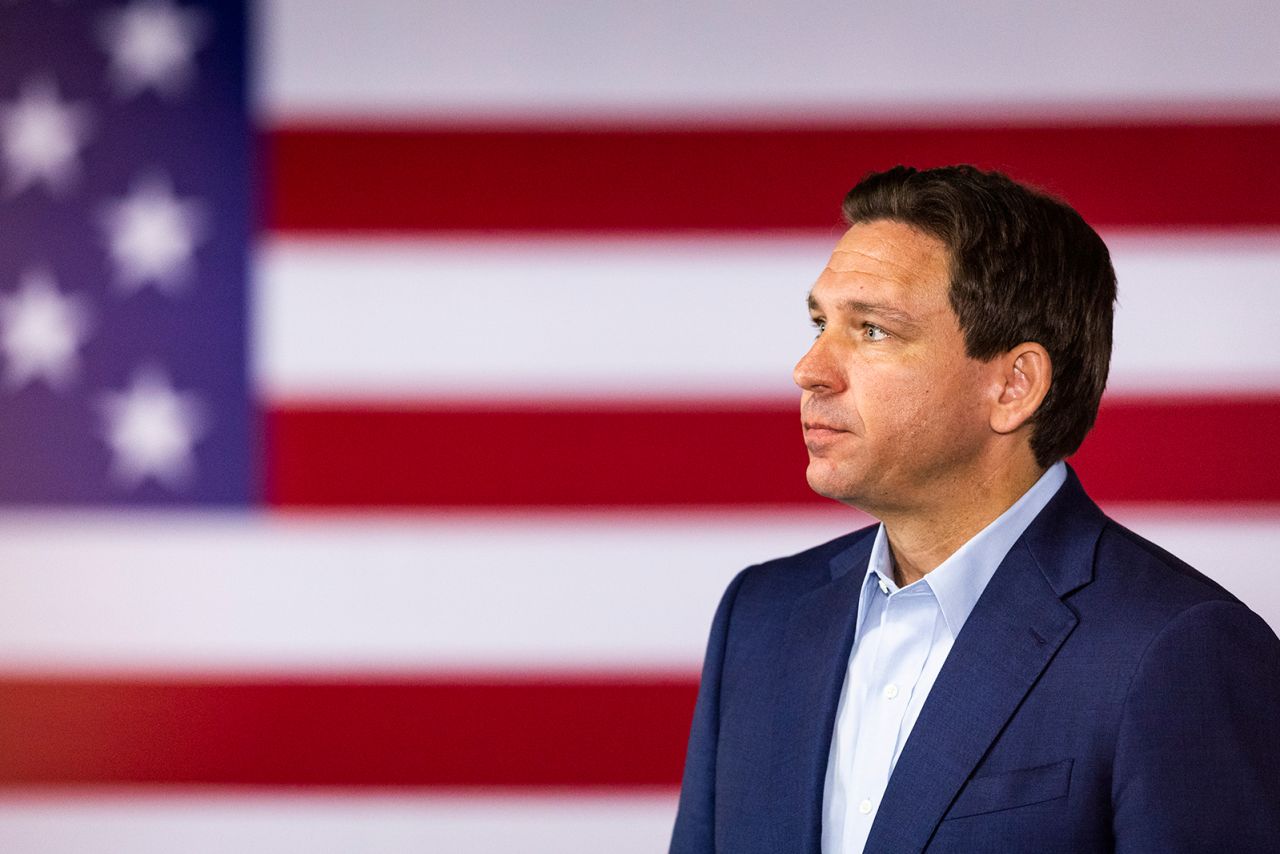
[{"xmin": 812, "ymin": 219, "xmax": 952, "ymax": 308}]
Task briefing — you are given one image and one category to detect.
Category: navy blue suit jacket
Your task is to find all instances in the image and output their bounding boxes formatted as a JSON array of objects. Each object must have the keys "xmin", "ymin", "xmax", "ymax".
[{"xmin": 670, "ymin": 470, "xmax": 1280, "ymax": 852}]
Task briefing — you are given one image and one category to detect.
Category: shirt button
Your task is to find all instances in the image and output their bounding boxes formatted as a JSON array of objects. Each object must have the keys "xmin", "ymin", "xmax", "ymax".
[
  {"xmin": 884, "ymin": 683, "xmax": 899, "ymax": 700},
  {"xmin": 858, "ymin": 799, "xmax": 873, "ymax": 815},
  {"xmin": 877, "ymin": 577, "xmax": 890, "ymax": 594}
]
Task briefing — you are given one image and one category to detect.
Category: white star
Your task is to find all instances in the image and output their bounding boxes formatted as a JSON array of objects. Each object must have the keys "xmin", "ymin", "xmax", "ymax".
[
  {"xmin": 0, "ymin": 76, "xmax": 93, "ymax": 196},
  {"xmin": 0, "ymin": 268, "xmax": 91, "ymax": 391},
  {"xmin": 100, "ymin": 172, "xmax": 206, "ymax": 294},
  {"xmin": 98, "ymin": 0, "xmax": 210, "ymax": 99},
  {"xmin": 98, "ymin": 366, "xmax": 206, "ymax": 490}
]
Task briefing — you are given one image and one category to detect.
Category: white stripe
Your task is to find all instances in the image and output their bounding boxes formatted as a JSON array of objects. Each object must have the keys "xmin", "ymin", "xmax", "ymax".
[
  {"xmin": 0, "ymin": 509, "xmax": 857, "ymax": 673},
  {"xmin": 0, "ymin": 791, "xmax": 678, "ymax": 854},
  {"xmin": 1107, "ymin": 232, "xmax": 1280, "ymax": 393},
  {"xmin": 254, "ymin": 234, "xmax": 826, "ymax": 401},
  {"xmin": 257, "ymin": 0, "xmax": 1280, "ymax": 120},
  {"xmin": 0, "ymin": 509, "xmax": 1275, "ymax": 673},
  {"xmin": 256, "ymin": 233, "xmax": 1280, "ymax": 400}
]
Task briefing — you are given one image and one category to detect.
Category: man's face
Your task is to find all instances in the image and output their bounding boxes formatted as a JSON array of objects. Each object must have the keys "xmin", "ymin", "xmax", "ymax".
[{"xmin": 795, "ymin": 219, "xmax": 998, "ymax": 513}]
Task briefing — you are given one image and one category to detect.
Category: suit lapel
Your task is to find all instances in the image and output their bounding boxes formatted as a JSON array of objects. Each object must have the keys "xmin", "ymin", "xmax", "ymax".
[
  {"xmin": 768, "ymin": 533, "xmax": 875, "ymax": 853},
  {"xmin": 863, "ymin": 470, "xmax": 1104, "ymax": 853}
]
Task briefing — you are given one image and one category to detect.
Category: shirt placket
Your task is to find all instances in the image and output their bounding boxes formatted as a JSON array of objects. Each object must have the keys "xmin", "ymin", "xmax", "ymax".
[{"xmin": 843, "ymin": 585, "xmax": 938, "ymax": 850}]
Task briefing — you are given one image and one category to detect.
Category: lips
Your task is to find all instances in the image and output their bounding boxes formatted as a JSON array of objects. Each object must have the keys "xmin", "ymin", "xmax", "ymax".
[
  {"xmin": 801, "ymin": 412, "xmax": 855, "ymax": 451},
  {"xmin": 803, "ymin": 421, "xmax": 846, "ymax": 433},
  {"xmin": 802, "ymin": 421, "xmax": 851, "ymax": 452}
]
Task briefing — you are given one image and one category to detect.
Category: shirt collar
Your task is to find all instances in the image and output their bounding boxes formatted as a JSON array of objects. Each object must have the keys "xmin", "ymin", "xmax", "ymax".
[{"xmin": 860, "ymin": 461, "xmax": 1068, "ymax": 638}]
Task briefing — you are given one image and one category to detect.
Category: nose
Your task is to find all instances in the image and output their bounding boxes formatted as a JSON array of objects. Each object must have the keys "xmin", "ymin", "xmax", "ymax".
[{"xmin": 793, "ymin": 333, "xmax": 845, "ymax": 393}]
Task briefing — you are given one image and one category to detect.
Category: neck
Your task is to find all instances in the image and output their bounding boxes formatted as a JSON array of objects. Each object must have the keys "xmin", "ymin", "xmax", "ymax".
[{"xmin": 880, "ymin": 453, "xmax": 1047, "ymax": 587}]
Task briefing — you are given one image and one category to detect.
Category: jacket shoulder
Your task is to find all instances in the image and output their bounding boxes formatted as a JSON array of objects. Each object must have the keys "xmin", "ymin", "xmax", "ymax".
[
  {"xmin": 1094, "ymin": 518, "xmax": 1240, "ymax": 609},
  {"xmin": 733, "ymin": 523, "xmax": 877, "ymax": 604},
  {"xmin": 1069, "ymin": 515, "xmax": 1276, "ymax": 654}
]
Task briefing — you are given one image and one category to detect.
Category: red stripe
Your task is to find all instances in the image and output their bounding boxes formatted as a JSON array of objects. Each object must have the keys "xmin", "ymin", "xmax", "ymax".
[
  {"xmin": 0, "ymin": 676, "xmax": 695, "ymax": 787},
  {"xmin": 1071, "ymin": 395, "xmax": 1280, "ymax": 504},
  {"xmin": 265, "ymin": 401, "xmax": 815, "ymax": 508},
  {"xmin": 265, "ymin": 122, "xmax": 1280, "ymax": 232},
  {"xmin": 265, "ymin": 396, "xmax": 1280, "ymax": 507}
]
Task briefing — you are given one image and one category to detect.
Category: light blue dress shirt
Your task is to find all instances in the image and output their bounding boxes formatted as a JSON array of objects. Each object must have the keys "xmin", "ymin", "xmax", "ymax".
[{"xmin": 821, "ymin": 461, "xmax": 1068, "ymax": 854}]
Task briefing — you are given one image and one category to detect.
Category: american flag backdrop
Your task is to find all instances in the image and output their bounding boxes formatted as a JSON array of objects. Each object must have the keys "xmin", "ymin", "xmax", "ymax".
[{"xmin": 0, "ymin": 0, "xmax": 1278, "ymax": 850}]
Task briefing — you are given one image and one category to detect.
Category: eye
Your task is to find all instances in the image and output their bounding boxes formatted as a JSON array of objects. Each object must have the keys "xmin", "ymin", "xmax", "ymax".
[
  {"xmin": 810, "ymin": 317, "xmax": 826, "ymax": 338},
  {"xmin": 864, "ymin": 323, "xmax": 888, "ymax": 342}
]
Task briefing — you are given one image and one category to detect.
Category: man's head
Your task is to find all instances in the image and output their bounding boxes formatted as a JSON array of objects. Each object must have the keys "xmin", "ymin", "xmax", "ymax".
[{"xmin": 795, "ymin": 165, "xmax": 1116, "ymax": 513}]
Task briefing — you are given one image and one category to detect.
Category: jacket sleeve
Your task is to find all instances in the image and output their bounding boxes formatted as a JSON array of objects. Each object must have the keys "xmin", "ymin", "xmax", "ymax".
[
  {"xmin": 1112, "ymin": 599, "xmax": 1280, "ymax": 852},
  {"xmin": 669, "ymin": 567, "xmax": 750, "ymax": 854}
]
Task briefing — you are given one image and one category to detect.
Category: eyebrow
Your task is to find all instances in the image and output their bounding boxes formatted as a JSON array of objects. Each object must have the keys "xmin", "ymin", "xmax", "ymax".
[{"xmin": 806, "ymin": 294, "xmax": 922, "ymax": 328}]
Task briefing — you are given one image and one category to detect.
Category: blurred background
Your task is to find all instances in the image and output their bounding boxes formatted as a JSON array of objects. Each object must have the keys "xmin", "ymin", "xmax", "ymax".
[{"xmin": 0, "ymin": 0, "xmax": 1277, "ymax": 851}]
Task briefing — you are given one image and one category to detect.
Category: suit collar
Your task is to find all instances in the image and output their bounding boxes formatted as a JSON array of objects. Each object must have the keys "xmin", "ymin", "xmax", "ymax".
[
  {"xmin": 1021, "ymin": 464, "xmax": 1107, "ymax": 598},
  {"xmin": 829, "ymin": 526, "xmax": 875, "ymax": 580},
  {"xmin": 768, "ymin": 529, "xmax": 875, "ymax": 851},
  {"xmin": 828, "ymin": 463, "xmax": 1103, "ymax": 595},
  {"xmin": 774, "ymin": 466, "xmax": 1107, "ymax": 853},
  {"xmin": 862, "ymin": 534, "xmax": 1079, "ymax": 852},
  {"xmin": 864, "ymin": 466, "xmax": 1106, "ymax": 852},
  {"xmin": 859, "ymin": 462, "xmax": 1070, "ymax": 639}
]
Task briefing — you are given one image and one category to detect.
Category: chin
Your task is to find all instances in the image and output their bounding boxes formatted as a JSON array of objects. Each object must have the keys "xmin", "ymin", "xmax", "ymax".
[{"xmin": 804, "ymin": 461, "xmax": 867, "ymax": 506}]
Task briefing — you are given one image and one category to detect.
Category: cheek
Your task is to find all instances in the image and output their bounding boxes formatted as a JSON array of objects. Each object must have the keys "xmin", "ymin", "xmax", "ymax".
[
  {"xmin": 872, "ymin": 363, "xmax": 987, "ymax": 445},
  {"xmin": 862, "ymin": 367, "xmax": 934, "ymax": 427}
]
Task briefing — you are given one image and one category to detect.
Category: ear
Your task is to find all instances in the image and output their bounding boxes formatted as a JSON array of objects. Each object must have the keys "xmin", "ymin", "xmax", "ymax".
[{"xmin": 989, "ymin": 342, "xmax": 1052, "ymax": 435}]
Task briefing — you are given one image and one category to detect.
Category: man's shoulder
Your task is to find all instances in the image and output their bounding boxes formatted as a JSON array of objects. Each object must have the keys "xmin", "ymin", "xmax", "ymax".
[
  {"xmin": 1028, "ymin": 469, "xmax": 1252, "ymax": 626},
  {"xmin": 731, "ymin": 523, "xmax": 878, "ymax": 603},
  {"xmin": 1075, "ymin": 515, "xmax": 1276, "ymax": 650},
  {"xmin": 1092, "ymin": 516, "xmax": 1240, "ymax": 609}
]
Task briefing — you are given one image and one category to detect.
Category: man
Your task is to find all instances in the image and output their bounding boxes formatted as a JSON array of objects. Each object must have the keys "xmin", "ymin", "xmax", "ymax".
[{"xmin": 669, "ymin": 165, "xmax": 1280, "ymax": 853}]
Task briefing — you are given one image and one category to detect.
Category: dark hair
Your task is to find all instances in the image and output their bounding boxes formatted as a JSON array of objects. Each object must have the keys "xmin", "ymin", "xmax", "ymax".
[{"xmin": 842, "ymin": 165, "xmax": 1116, "ymax": 467}]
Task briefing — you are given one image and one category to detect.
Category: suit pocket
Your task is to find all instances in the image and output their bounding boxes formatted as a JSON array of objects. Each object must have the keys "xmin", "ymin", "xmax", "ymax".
[{"xmin": 944, "ymin": 758, "xmax": 1073, "ymax": 820}]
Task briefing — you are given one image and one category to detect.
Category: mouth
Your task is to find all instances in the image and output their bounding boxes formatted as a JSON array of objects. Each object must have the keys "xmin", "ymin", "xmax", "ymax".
[
  {"xmin": 802, "ymin": 419, "xmax": 847, "ymax": 433},
  {"xmin": 802, "ymin": 421, "xmax": 851, "ymax": 442}
]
